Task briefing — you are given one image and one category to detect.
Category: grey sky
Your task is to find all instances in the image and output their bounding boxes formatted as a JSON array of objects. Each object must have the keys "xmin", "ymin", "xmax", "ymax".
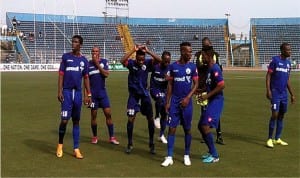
[{"xmin": 1, "ymin": 0, "xmax": 300, "ymax": 35}]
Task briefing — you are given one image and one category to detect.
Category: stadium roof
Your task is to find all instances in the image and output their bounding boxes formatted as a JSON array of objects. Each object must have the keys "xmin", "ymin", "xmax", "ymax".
[
  {"xmin": 7, "ymin": 12, "xmax": 227, "ymax": 26},
  {"xmin": 250, "ymin": 17, "xmax": 300, "ymax": 25}
]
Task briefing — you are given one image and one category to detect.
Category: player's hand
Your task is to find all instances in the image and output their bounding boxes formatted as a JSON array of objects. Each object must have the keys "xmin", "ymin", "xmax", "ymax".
[
  {"xmin": 134, "ymin": 44, "xmax": 140, "ymax": 51},
  {"xmin": 139, "ymin": 45, "xmax": 147, "ymax": 53},
  {"xmin": 266, "ymin": 90, "xmax": 272, "ymax": 100},
  {"xmin": 92, "ymin": 54, "xmax": 99, "ymax": 64},
  {"xmin": 57, "ymin": 93, "xmax": 64, "ymax": 103},
  {"xmin": 84, "ymin": 97, "xmax": 92, "ymax": 106},
  {"xmin": 291, "ymin": 95, "xmax": 296, "ymax": 104},
  {"xmin": 200, "ymin": 93, "xmax": 208, "ymax": 101},
  {"xmin": 180, "ymin": 97, "xmax": 190, "ymax": 108}
]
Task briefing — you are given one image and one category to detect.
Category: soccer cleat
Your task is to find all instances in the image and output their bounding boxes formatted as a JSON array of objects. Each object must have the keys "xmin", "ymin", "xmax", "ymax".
[
  {"xmin": 109, "ymin": 137, "xmax": 120, "ymax": 145},
  {"xmin": 56, "ymin": 144, "xmax": 63, "ymax": 158},
  {"xmin": 266, "ymin": 138, "xmax": 274, "ymax": 148},
  {"xmin": 201, "ymin": 152, "xmax": 212, "ymax": 159},
  {"xmin": 161, "ymin": 156, "xmax": 174, "ymax": 167},
  {"xmin": 183, "ymin": 155, "xmax": 191, "ymax": 166},
  {"xmin": 202, "ymin": 155, "xmax": 219, "ymax": 163},
  {"xmin": 158, "ymin": 135, "xmax": 168, "ymax": 144},
  {"xmin": 273, "ymin": 138, "xmax": 288, "ymax": 146},
  {"xmin": 73, "ymin": 148, "xmax": 83, "ymax": 159},
  {"xmin": 125, "ymin": 144, "xmax": 133, "ymax": 154},
  {"xmin": 154, "ymin": 117, "xmax": 161, "ymax": 129},
  {"xmin": 216, "ymin": 136, "xmax": 225, "ymax": 145},
  {"xmin": 91, "ymin": 136, "xmax": 98, "ymax": 144},
  {"xmin": 149, "ymin": 144, "xmax": 156, "ymax": 154}
]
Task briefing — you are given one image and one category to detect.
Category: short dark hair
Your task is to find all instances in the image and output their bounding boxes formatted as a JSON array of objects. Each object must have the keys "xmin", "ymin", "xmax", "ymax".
[
  {"xmin": 280, "ymin": 42, "xmax": 290, "ymax": 51},
  {"xmin": 72, "ymin": 35, "xmax": 83, "ymax": 45},
  {"xmin": 180, "ymin": 42, "xmax": 191, "ymax": 48},
  {"xmin": 162, "ymin": 50, "xmax": 171, "ymax": 57},
  {"xmin": 202, "ymin": 37, "xmax": 210, "ymax": 43},
  {"xmin": 136, "ymin": 49, "xmax": 145, "ymax": 56}
]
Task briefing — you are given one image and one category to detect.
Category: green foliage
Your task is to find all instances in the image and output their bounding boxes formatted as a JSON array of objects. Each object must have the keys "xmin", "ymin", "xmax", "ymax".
[{"xmin": 1, "ymin": 71, "xmax": 299, "ymax": 177}]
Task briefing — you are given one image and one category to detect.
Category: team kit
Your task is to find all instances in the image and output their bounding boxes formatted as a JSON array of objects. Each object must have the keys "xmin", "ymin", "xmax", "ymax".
[{"xmin": 55, "ymin": 35, "xmax": 295, "ymax": 167}]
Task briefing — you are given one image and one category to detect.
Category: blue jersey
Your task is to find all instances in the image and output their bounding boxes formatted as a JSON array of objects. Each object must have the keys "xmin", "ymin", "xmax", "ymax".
[
  {"xmin": 88, "ymin": 58, "xmax": 109, "ymax": 97},
  {"xmin": 206, "ymin": 64, "xmax": 224, "ymax": 98},
  {"xmin": 59, "ymin": 52, "xmax": 89, "ymax": 90},
  {"xmin": 150, "ymin": 63, "xmax": 169, "ymax": 91},
  {"xmin": 167, "ymin": 61, "xmax": 198, "ymax": 99},
  {"xmin": 268, "ymin": 55, "xmax": 291, "ymax": 93},
  {"xmin": 125, "ymin": 59, "xmax": 154, "ymax": 96}
]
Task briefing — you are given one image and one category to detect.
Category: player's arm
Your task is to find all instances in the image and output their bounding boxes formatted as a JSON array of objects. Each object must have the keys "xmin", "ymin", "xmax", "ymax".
[
  {"xmin": 92, "ymin": 58, "xmax": 109, "ymax": 77},
  {"xmin": 144, "ymin": 45, "xmax": 162, "ymax": 63},
  {"xmin": 57, "ymin": 57, "xmax": 65, "ymax": 102},
  {"xmin": 205, "ymin": 80, "xmax": 225, "ymax": 100},
  {"xmin": 287, "ymin": 78, "xmax": 296, "ymax": 104},
  {"xmin": 266, "ymin": 71, "xmax": 272, "ymax": 100},
  {"xmin": 165, "ymin": 79, "xmax": 173, "ymax": 113},
  {"xmin": 120, "ymin": 45, "xmax": 139, "ymax": 66},
  {"xmin": 83, "ymin": 75, "xmax": 92, "ymax": 105},
  {"xmin": 181, "ymin": 76, "xmax": 199, "ymax": 107},
  {"xmin": 57, "ymin": 73, "xmax": 64, "ymax": 102}
]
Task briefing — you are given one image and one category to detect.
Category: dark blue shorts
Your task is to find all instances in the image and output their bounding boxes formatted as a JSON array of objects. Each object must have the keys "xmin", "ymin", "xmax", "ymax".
[
  {"xmin": 167, "ymin": 97, "xmax": 193, "ymax": 130},
  {"xmin": 60, "ymin": 89, "xmax": 82, "ymax": 120},
  {"xmin": 90, "ymin": 92, "xmax": 111, "ymax": 110},
  {"xmin": 200, "ymin": 96, "xmax": 224, "ymax": 128},
  {"xmin": 127, "ymin": 92, "xmax": 153, "ymax": 117},
  {"xmin": 271, "ymin": 89, "xmax": 288, "ymax": 113}
]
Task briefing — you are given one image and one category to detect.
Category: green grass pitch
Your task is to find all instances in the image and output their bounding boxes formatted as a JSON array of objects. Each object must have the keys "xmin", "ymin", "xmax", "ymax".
[{"xmin": 1, "ymin": 71, "xmax": 299, "ymax": 177}]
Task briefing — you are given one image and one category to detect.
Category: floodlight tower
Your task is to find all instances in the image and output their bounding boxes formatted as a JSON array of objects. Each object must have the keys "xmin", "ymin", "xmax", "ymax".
[{"xmin": 105, "ymin": 0, "xmax": 129, "ymax": 24}]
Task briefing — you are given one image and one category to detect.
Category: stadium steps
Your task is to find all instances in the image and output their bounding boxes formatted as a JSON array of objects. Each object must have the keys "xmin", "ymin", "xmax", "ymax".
[{"xmin": 117, "ymin": 24, "xmax": 135, "ymax": 58}]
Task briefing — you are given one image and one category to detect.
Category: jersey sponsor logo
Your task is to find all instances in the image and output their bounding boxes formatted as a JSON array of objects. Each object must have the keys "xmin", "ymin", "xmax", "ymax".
[
  {"xmin": 275, "ymin": 67, "xmax": 288, "ymax": 73},
  {"xmin": 89, "ymin": 70, "xmax": 100, "ymax": 75},
  {"xmin": 174, "ymin": 76, "xmax": 186, "ymax": 81},
  {"xmin": 174, "ymin": 76, "xmax": 191, "ymax": 83},
  {"xmin": 66, "ymin": 66, "xmax": 79, "ymax": 71},
  {"xmin": 154, "ymin": 76, "xmax": 166, "ymax": 82},
  {"xmin": 155, "ymin": 71, "xmax": 160, "ymax": 74},
  {"xmin": 67, "ymin": 59, "xmax": 73, "ymax": 62}
]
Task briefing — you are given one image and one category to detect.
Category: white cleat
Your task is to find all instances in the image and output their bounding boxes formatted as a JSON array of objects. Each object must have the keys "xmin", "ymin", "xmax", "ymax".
[
  {"xmin": 159, "ymin": 135, "xmax": 168, "ymax": 144},
  {"xmin": 184, "ymin": 155, "xmax": 191, "ymax": 166},
  {"xmin": 161, "ymin": 156, "xmax": 173, "ymax": 167},
  {"xmin": 154, "ymin": 117, "xmax": 161, "ymax": 129}
]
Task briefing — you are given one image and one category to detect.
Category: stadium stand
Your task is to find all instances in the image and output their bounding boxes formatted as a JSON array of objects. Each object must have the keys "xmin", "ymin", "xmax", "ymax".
[
  {"xmin": 5, "ymin": 12, "xmax": 228, "ymax": 64},
  {"xmin": 250, "ymin": 18, "xmax": 300, "ymax": 68}
]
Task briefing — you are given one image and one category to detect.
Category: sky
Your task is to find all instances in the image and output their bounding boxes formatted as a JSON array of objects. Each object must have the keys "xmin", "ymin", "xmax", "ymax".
[{"xmin": 1, "ymin": 0, "xmax": 300, "ymax": 36}]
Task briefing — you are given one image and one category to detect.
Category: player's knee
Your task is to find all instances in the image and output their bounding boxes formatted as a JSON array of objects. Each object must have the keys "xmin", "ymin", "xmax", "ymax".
[
  {"xmin": 184, "ymin": 129, "xmax": 191, "ymax": 135},
  {"xmin": 168, "ymin": 127, "xmax": 176, "ymax": 135}
]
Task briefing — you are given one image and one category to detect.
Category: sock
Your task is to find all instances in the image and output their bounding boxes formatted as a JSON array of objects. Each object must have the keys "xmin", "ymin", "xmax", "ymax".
[
  {"xmin": 127, "ymin": 121, "xmax": 134, "ymax": 146},
  {"xmin": 268, "ymin": 118, "xmax": 276, "ymax": 139},
  {"xmin": 184, "ymin": 133, "xmax": 192, "ymax": 155},
  {"xmin": 160, "ymin": 118, "xmax": 167, "ymax": 137},
  {"xmin": 216, "ymin": 120, "xmax": 222, "ymax": 137},
  {"xmin": 275, "ymin": 119, "xmax": 283, "ymax": 140},
  {"xmin": 155, "ymin": 101, "xmax": 160, "ymax": 118},
  {"xmin": 167, "ymin": 134, "xmax": 175, "ymax": 157},
  {"xmin": 205, "ymin": 132, "xmax": 218, "ymax": 158},
  {"xmin": 58, "ymin": 123, "xmax": 66, "ymax": 144},
  {"xmin": 91, "ymin": 124, "xmax": 97, "ymax": 137},
  {"xmin": 107, "ymin": 123, "xmax": 114, "ymax": 138},
  {"xmin": 148, "ymin": 119, "xmax": 155, "ymax": 145},
  {"xmin": 73, "ymin": 124, "xmax": 80, "ymax": 149}
]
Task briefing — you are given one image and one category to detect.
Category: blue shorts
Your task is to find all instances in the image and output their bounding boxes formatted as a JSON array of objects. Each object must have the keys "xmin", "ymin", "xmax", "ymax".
[
  {"xmin": 61, "ymin": 89, "xmax": 82, "ymax": 120},
  {"xmin": 167, "ymin": 97, "xmax": 193, "ymax": 130},
  {"xmin": 90, "ymin": 91, "xmax": 111, "ymax": 110},
  {"xmin": 271, "ymin": 89, "xmax": 288, "ymax": 113},
  {"xmin": 150, "ymin": 88, "xmax": 166, "ymax": 105},
  {"xmin": 199, "ymin": 96, "xmax": 224, "ymax": 128},
  {"xmin": 127, "ymin": 92, "xmax": 153, "ymax": 117}
]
